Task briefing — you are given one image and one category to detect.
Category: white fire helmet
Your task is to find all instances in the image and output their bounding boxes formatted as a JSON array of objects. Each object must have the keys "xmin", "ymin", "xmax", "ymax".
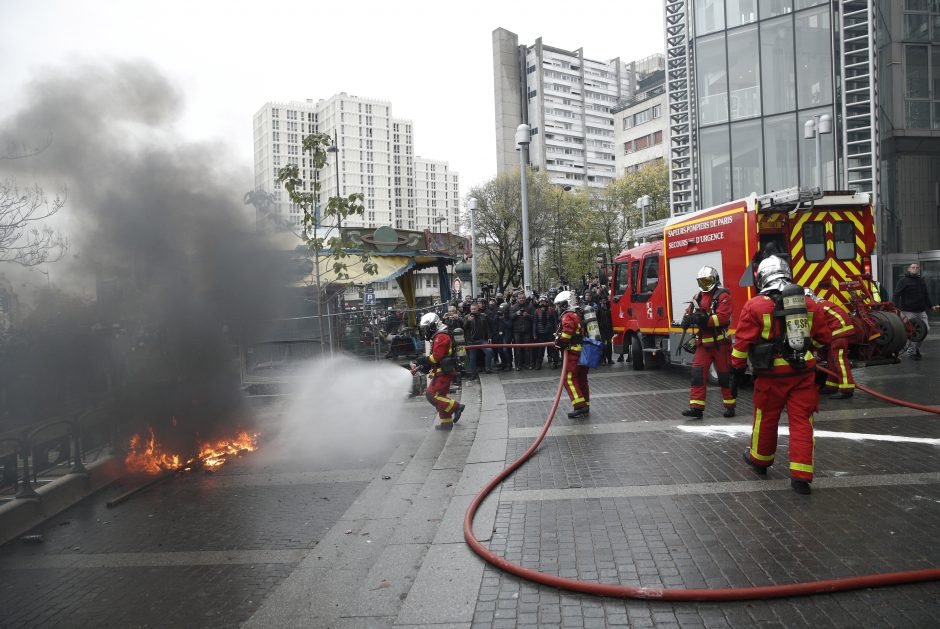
[
  {"xmin": 756, "ymin": 255, "xmax": 793, "ymax": 294},
  {"xmin": 696, "ymin": 266, "xmax": 720, "ymax": 292},
  {"xmin": 419, "ymin": 312, "xmax": 446, "ymax": 340},
  {"xmin": 553, "ymin": 290, "xmax": 579, "ymax": 312}
]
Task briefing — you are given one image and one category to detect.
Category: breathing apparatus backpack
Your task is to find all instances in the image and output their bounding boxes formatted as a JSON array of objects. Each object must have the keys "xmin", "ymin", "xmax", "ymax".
[
  {"xmin": 577, "ymin": 308, "xmax": 604, "ymax": 368},
  {"xmin": 446, "ymin": 327, "xmax": 465, "ymax": 373},
  {"xmin": 749, "ymin": 283, "xmax": 810, "ymax": 370}
]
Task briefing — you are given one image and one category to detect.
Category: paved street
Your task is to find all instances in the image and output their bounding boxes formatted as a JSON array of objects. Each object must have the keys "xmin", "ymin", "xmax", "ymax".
[{"xmin": 1, "ymin": 340, "xmax": 939, "ymax": 628}]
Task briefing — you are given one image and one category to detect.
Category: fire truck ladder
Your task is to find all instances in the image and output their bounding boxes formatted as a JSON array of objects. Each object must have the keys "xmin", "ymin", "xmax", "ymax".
[
  {"xmin": 839, "ymin": 0, "xmax": 880, "ymax": 208},
  {"xmin": 664, "ymin": 0, "xmax": 696, "ymax": 215}
]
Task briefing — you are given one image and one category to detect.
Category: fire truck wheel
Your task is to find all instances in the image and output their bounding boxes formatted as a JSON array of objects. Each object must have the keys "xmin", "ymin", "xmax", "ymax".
[
  {"xmin": 908, "ymin": 316, "xmax": 929, "ymax": 343},
  {"xmin": 630, "ymin": 335, "xmax": 645, "ymax": 370},
  {"xmin": 870, "ymin": 310, "xmax": 908, "ymax": 355}
]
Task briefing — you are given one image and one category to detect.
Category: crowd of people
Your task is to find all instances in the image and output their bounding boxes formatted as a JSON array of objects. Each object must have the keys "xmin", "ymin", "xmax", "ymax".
[{"xmin": 441, "ymin": 285, "xmax": 616, "ymax": 380}]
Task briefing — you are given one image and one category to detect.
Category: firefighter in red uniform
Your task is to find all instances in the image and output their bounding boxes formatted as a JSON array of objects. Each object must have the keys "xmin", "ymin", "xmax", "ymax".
[
  {"xmin": 553, "ymin": 290, "xmax": 590, "ymax": 418},
  {"xmin": 807, "ymin": 289, "xmax": 861, "ymax": 399},
  {"xmin": 732, "ymin": 256, "xmax": 832, "ymax": 494},
  {"xmin": 416, "ymin": 312, "xmax": 465, "ymax": 430},
  {"xmin": 680, "ymin": 266, "xmax": 735, "ymax": 419}
]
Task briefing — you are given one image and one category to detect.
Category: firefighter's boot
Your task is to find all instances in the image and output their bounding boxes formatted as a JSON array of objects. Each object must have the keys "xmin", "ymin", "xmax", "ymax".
[
  {"xmin": 791, "ymin": 478, "xmax": 812, "ymax": 495},
  {"xmin": 681, "ymin": 408, "xmax": 703, "ymax": 419},
  {"xmin": 567, "ymin": 406, "xmax": 590, "ymax": 419},
  {"xmin": 742, "ymin": 450, "xmax": 768, "ymax": 476},
  {"xmin": 453, "ymin": 403, "xmax": 466, "ymax": 424},
  {"xmin": 435, "ymin": 420, "xmax": 454, "ymax": 431},
  {"xmin": 723, "ymin": 406, "xmax": 736, "ymax": 418}
]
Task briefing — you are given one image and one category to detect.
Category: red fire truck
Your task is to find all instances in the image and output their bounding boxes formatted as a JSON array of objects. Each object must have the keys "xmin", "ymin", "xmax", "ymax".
[{"xmin": 610, "ymin": 187, "xmax": 918, "ymax": 372}]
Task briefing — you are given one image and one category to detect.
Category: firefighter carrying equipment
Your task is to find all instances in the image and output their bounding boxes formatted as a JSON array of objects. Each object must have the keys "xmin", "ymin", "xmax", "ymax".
[
  {"xmin": 556, "ymin": 308, "xmax": 590, "ymax": 413},
  {"xmin": 423, "ymin": 329, "xmax": 460, "ymax": 427},
  {"xmin": 420, "ymin": 311, "xmax": 447, "ymax": 341}
]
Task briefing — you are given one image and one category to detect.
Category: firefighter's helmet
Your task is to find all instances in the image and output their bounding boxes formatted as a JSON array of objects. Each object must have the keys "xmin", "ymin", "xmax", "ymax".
[
  {"xmin": 696, "ymin": 266, "xmax": 720, "ymax": 292},
  {"xmin": 553, "ymin": 290, "xmax": 578, "ymax": 312},
  {"xmin": 756, "ymin": 255, "xmax": 793, "ymax": 294},
  {"xmin": 419, "ymin": 312, "xmax": 446, "ymax": 341}
]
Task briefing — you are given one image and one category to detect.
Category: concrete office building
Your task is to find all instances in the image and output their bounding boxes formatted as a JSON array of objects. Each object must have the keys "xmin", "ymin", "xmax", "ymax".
[
  {"xmin": 252, "ymin": 94, "xmax": 459, "ymax": 234},
  {"xmin": 613, "ymin": 69, "xmax": 669, "ymax": 176},
  {"xmin": 663, "ymin": 0, "xmax": 940, "ymax": 290},
  {"xmin": 493, "ymin": 28, "xmax": 661, "ymax": 188}
]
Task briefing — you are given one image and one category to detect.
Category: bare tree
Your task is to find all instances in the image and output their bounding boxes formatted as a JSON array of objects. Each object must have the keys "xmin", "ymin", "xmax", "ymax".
[{"xmin": 0, "ymin": 179, "xmax": 68, "ymax": 266}]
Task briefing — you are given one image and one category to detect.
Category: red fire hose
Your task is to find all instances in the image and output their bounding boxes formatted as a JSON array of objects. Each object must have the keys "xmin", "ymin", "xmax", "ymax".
[
  {"xmin": 816, "ymin": 365, "xmax": 940, "ymax": 415},
  {"xmin": 461, "ymin": 348, "xmax": 940, "ymax": 601}
]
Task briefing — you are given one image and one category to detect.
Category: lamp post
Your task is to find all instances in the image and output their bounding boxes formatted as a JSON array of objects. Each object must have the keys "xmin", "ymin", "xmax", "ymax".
[
  {"xmin": 516, "ymin": 124, "xmax": 533, "ymax": 295},
  {"xmin": 468, "ymin": 198, "xmax": 479, "ymax": 299},
  {"xmin": 327, "ymin": 136, "xmax": 343, "ymax": 229},
  {"xmin": 635, "ymin": 195, "xmax": 650, "ymax": 229},
  {"xmin": 803, "ymin": 113, "xmax": 832, "ymax": 190}
]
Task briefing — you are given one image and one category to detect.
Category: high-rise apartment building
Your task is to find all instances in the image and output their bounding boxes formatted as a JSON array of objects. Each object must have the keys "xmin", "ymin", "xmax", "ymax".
[
  {"xmin": 252, "ymin": 93, "xmax": 459, "ymax": 233},
  {"xmin": 613, "ymin": 68, "xmax": 668, "ymax": 177},
  {"xmin": 493, "ymin": 28, "xmax": 661, "ymax": 188},
  {"xmin": 663, "ymin": 0, "xmax": 940, "ymax": 290}
]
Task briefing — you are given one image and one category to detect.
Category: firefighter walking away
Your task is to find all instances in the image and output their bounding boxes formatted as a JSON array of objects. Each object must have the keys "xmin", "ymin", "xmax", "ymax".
[
  {"xmin": 680, "ymin": 266, "xmax": 735, "ymax": 419},
  {"xmin": 553, "ymin": 291, "xmax": 590, "ymax": 418},
  {"xmin": 732, "ymin": 256, "xmax": 832, "ymax": 494},
  {"xmin": 415, "ymin": 312, "xmax": 465, "ymax": 430}
]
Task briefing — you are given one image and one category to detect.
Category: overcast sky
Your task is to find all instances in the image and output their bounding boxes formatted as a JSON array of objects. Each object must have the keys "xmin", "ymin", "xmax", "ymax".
[{"xmin": 0, "ymin": 0, "xmax": 665, "ymax": 196}]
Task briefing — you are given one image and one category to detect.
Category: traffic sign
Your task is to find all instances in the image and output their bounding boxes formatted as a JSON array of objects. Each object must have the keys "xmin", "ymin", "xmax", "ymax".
[
  {"xmin": 364, "ymin": 293, "xmax": 376, "ymax": 305},
  {"xmin": 364, "ymin": 284, "xmax": 375, "ymax": 294}
]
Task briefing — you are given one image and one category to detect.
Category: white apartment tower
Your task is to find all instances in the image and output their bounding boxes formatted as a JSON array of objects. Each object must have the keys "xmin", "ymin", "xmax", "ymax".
[
  {"xmin": 493, "ymin": 28, "xmax": 660, "ymax": 188},
  {"xmin": 252, "ymin": 93, "xmax": 459, "ymax": 233},
  {"xmin": 613, "ymin": 67, "xmax": 668, "ymax": 177}
]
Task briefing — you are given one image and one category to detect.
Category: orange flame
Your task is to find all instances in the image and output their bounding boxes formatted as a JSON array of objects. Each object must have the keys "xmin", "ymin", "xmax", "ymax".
[{"xmin": 125, "ymin": 428, "xmax": 259, "ymax": 474}]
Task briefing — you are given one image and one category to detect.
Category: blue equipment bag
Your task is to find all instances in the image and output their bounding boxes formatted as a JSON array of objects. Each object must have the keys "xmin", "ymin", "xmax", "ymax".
[{"xmin": 577, "ymin": 337, "xmax": 603, "ymax": 368}]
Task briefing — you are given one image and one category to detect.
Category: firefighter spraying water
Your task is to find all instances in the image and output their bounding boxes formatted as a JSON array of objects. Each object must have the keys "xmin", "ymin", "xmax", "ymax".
[{"xmin": 414, "ymin": 312, "xmax": 465, "ymax": 430}]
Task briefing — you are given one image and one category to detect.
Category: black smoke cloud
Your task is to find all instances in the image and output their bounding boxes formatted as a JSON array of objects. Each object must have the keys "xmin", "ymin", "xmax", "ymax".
[{"xmin": 0, "ymin": 60, "xmax": 291, "ymax": 450}]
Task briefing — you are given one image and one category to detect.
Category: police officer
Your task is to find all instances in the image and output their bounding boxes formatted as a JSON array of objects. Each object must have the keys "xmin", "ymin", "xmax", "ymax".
[
  {"xmin": 732, "ymin": 256, "xmax": 832, "ymax": 494},
  {"xmin": 553, "ymin": 290, "xmax": 590, "ymax": 418},
  {"xmin": 416, "ymin": 312, "xmax": 465, "ymax": 430},
  {"xmin": 680, "ymin": 266, "xmax": 735, "ymax": 419}
]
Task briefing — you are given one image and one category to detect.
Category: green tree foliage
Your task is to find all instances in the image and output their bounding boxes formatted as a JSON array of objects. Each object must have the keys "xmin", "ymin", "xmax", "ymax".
[
  {"xmin": 276, "ymin": 133, "xmax": 376, "ymax": 280},
  {"xmin": 599, "ymin": 160, "xmax": 670, "ymax": 256}
]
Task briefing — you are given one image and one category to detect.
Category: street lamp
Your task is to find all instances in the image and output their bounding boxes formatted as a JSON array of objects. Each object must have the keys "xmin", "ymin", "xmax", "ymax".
[
  {"xmin": 554, "ymin": 185, "xmax": 571, "ymax": 289},
  {"xmin": 516, "ymin": 123, "xmax": 532, "ymax": 296},
  {"xmin": 326, "ymin": 136, "xmax": 343, "ymax": 229},
  {"xmin": 468, "ymin": 198, "xmax": 479, "ymax": 299},
  {"xmin": 635, "ymin": 195, "xmax": 650, "ymax": 229},
  {"xmin": 803, "ymin": 113, "xmax": 832, "ymax": 190}
]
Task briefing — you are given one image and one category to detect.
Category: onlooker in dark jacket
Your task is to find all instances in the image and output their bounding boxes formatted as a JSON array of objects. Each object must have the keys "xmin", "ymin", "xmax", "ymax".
[
  {"xmin": 510, "ymin": 293, "xmax": 534, "ymax": 370},
  {"xmin": 493, "ymin": 302, "xmax": 514, "ymax": 370},
  {"xmin": 531, "ymin": 296, "xmax": 558, "ymax": 369},
  {"xmin": 597, "ymin": 295, "xmax": 614, "ymax": 365},
  {"xmin": 893, "ymin": 262, "xmax": 939, "ymax": 360},
  {"xmin": 464, "ymin": 303, "xmax": 494, "ymax": 377}
]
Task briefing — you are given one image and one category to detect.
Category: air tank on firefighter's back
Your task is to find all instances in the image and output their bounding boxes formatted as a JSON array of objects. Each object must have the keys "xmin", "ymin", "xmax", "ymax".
[
  {"xmin": 781, "ymin": 283, "xmax": 810, "ymax": 351},
  {"xmin": 582, "ymin": 306, "xmax": 601, "ymax": 341},
  {"xmin": 452, "ymin": 327, "xmax": 466, "ymax": 359}
]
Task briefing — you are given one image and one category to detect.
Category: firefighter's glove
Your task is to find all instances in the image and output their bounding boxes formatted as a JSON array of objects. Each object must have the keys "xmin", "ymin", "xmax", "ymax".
[
  {"xmin": 680, "ymin": 314, "xmax": 692, "ymax": 329},
  {"xmin": 731, "ymin": 366, "xmax": 748, "ymax": 382},
  {"xmin": 690, "ymin": 312, "xmax": 708, "ymax": 328},
  {"xmin": 554, "ymin": 334, "xmax": 568, "ymax": 350},
  {"xmin": 415, "ymin": 356, "xmax": 432, "ymax": 373}
]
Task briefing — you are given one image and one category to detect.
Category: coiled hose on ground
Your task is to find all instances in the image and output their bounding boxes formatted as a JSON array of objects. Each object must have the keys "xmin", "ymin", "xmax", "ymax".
[{"xmin": 461, "ymin": 343, "xmax": 940, "ymax": 601}]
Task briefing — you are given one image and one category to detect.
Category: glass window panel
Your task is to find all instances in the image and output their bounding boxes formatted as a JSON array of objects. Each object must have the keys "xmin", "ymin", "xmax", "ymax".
[
  {"xmin": 614, "ymin": 263, "xmax": 629, "ymax": 296},
  {"xmin": 728, "ymin": 25, "xmax": 761, "ymax": 119},
  {"xmin": 905, "ymin": 45, "xmax": 929, "ymax": 97},
  {"xmin": 907, "ymin": 100, "xmax": 931, "ymax": 128},
  {"xmin": 905, "ymin": 0, "xmax": 928, "ymax": 10},
  {"xmin": 763, "ymin": 113, "xmax": 798, "ymax": 192},
  {"xmin": 933, "ymin": 47, "xmax": 940, "ymax": 97},
  {"xmin": 726, "ymin": 0, "xmax": 757, "ymax": 27},
  {"xmin": 695, "ymin": 0, "xmax": 725, "ymax": 35},
  {"xmin": 798, "ymin": 108, "xmax": 836, "ymax": 189},
  {"xmin": 696, "ymin": 33, "xmax": 729, "ymax": 125},
  {"xmin": 934, "ymin": 103, "xmax": 940, "ymax": 130},
  {"xmin": 795, "ymin": 0, "xmax": 826, "ymax": 8},
  {"xmin": 833, "ymin": 222, "xmax": 856, "ymax": 261},
  {"xmin": 763, "ymin": 0, "xmax": 792, "ymax": 18},
  {"xmin": 699, "ymin": 124, "xmax": 731, "ymax": 206},
  {"xmin": 795, "ymin": 7, "xmax": 833, "ymax": 108},
  {"xmin": 905, "ymin": 14, "xmax": 930, "ymax": 41},
  {"xmin": 803, "ymin": 223, "xmax": 826, "ymax": 262},
  {"xmin": 643, "ymin": 255, "xmax": 660, "ymax": 292},
  {"xmin": 731, "ymin": 119, "xmax": 764, "ymax": 197},
  {"xmin": 761, "ymin": 16, "xmax": 796, "ymax": 115},
  {"xmin": 933, "ymin": 15, "xmax": 940, "ymax": 42},
  {"xmin": 630, "ymin": 261, "xmax": 640, "ymax": 295}
]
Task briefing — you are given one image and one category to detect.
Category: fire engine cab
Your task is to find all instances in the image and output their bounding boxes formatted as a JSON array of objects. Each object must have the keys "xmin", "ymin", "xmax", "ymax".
[{"xmin": 611, "ymin": 187, "xmax": 917, "ymax": 371}]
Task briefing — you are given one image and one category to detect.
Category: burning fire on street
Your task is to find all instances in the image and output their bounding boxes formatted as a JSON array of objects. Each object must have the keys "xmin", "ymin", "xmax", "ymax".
[{"xmin": 125, "ymin": 427, "xmax": 260, "ymax": 474}]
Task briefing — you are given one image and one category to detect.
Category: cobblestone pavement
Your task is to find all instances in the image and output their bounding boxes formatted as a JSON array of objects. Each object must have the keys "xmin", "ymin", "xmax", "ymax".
[
  {"xmin": 0, "ymin": 392, "xmax": 434, "ymax": 629},
  {"xmin": 471, "ymin": 342, "xmax": 940, "ymax": 628}
]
